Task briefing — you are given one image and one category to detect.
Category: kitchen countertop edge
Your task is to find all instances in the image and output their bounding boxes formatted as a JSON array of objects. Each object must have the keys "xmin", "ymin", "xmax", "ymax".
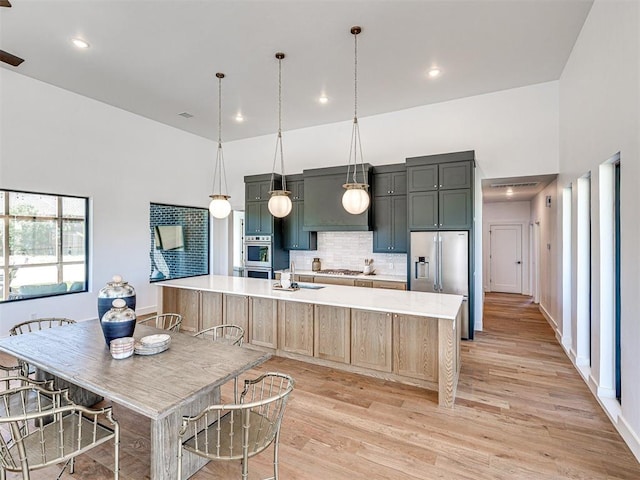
[{"xmin": 157, "ymin": 275, "xmax": 462, "ymax": 320}]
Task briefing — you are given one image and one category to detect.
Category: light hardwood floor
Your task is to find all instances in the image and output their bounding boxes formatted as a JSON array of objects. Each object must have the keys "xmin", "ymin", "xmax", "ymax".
[{"xmin": 3, "ymin": 293, "xmax": 639, "ymax": 479}]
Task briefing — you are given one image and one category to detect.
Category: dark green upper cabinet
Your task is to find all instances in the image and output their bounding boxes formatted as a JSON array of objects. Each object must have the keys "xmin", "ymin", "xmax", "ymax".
[
  {"xmin": 245, "ymin": 179, "xmax": 273, "ymax": 201},
  {"xmin": 406, "ymin": 151, "xmax": 474, "ymax": 230},
  {"xmin": 407, "ymin": 165, "xmax": 438, "ymax": 192},
  {"xmin": 374, "ymin": 170, "xmax": 407, "ymax": 197},
  {"xmin": 286, "ymin": 178, "xmax": 304, "ymax": 201},
  {"xmin": 439, "ymin": 162, "xmax": 472, "ymax": 190},
  {"xmin": 282, "ymin": 176, "xmax": 317, "ymax": 250},
  {"xmin": 373, "ymin": 195, "xmax": 407, "ymax": 253},
  {"xmin": 439, "ymin": 189, "xmax": 472, "ymax": 229},
  {"xmin": 408, "ymin": 191, "xmax": 438, "ymax": 229},
  {"xmin": 245, "ymin": 173, "xmax": 279, "ymax": 235},
  {"xmin": 245, "ymin": 202, "xmax": 273, "ymax": 235},
  {"xmin": 303, "ymin": 165, "xmax": 372, "ymax": 231},
  {"xmin": 372, "ymin": 165, "xmax": 407, "ymax": 253}
]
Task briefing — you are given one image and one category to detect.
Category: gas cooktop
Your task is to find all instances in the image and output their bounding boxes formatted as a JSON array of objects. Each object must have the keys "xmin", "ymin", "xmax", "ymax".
[{"xmin": 316, "ymin": 269, "xmax": 363, "ymax": 276}]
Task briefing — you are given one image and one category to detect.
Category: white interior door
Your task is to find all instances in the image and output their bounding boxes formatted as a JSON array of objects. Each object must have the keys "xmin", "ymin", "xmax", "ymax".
[{"xmin": 490, "ymin": 224, "xmax": 522, "ymax": 294}]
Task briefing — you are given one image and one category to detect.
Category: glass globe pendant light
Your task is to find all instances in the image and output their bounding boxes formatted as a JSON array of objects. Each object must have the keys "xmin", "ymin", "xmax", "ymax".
[
  {"xmin": 268, "ymin": 52, "xmax": 292, "ymax": 218},
  {"xmin": 208, "ymin": 72, "xmax": 232, "ymax": 219},
  {"xmin": 342, "ymin": 26, "xmax": 370, "ymax": 215}
]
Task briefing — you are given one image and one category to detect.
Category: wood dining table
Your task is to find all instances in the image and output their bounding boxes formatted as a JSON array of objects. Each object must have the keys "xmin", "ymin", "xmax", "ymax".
[{"xmin": 0, "ymin": 319, "xmax": 272, "ymax": 479}]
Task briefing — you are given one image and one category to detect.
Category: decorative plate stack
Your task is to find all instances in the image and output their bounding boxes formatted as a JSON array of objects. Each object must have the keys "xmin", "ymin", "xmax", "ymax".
[
  {"xmin": 110, "ymin": 337, "xmax": 135, "ymax": 359},
  {"xmin": 134, "ymin": 333, "xmax": 171, "ymax": 355}
]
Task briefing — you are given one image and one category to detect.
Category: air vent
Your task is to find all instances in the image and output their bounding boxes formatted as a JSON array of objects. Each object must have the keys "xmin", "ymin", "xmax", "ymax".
[
  {"xmin": 490, "ymin": 182, "xmax": 539, "ymax": 189},
  {"xmin": 178, "ymin": 112, "xmax": 194, "ymax": 119}
]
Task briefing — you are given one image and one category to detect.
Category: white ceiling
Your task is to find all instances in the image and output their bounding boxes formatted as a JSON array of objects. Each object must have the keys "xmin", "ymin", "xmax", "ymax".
[
  {"xmin": 481, "ymin": 174, "xmax": 558, "ymax": 203},
  {"xmin": 1, "ymin": 0, "xmax": 592, "ymax": 142}
]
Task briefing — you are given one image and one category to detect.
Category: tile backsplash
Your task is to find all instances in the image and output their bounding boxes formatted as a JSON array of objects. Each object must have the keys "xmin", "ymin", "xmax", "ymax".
[{"xmin": 289, "ymin": 232, "xmax": 407, "ymax": 275}]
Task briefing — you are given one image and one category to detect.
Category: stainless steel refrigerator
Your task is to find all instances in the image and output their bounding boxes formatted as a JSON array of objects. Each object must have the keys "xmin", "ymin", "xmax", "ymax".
[{"xmin": 409, "ymin": 231, "xmax": 470, "ymax": 339}]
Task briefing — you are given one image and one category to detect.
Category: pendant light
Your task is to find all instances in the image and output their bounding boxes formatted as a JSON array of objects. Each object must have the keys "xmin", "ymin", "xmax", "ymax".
[
  {"xmin": 342, "ymin": 25, "xmax": 370, "ymax": 215},
  {"xmin": 267, "ymin": 52, "xmax": 293, "ymax": 218},
  {"xmin": 208, "ymin": 72, "xmax": 232, "ymax": 219}
]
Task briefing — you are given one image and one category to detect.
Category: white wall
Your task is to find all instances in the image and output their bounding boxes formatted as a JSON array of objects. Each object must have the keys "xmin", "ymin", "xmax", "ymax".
[
  {"xmin": 558, "ymin": 0, "xmax": 640, "ymax": 459},
  {"xmin": 223, "ymin": 81, "xmax": 560, "ymax": 211},
  {"xmin": 530, "ymin": 180, "xmax": 561, "ymax": 330},
  {"xmin": 482, "ymin": 201, "xmax": 532, "ymax": 294},
  {"xmin": 0, "ymin": 71, "xmax": 561, "ymax": 337},
  {"xmin": 0, "ymin": 69, "xmax": 215, "ymax": 332}
]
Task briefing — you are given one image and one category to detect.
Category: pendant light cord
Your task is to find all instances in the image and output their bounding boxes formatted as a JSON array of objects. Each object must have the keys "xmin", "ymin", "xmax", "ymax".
[
  {"xmin": 270, "ymin": 53, "xmax": 287, "ymax": 192},
  {"xmin": 346, "ymin": 28, "xmax": 366, "ymax": 186},
  {"xmin": 213, "ymin": 73, "xmax": 229, "ymax": 197}
]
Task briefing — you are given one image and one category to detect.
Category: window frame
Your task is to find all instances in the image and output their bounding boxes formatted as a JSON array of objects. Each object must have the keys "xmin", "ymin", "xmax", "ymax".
[{"xmin": 1, "ymin": 188, "xmax": 89, "ymax": 303}]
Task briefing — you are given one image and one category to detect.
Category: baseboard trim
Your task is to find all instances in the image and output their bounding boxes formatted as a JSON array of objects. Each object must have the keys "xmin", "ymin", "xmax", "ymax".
[
  {"xmin": 619, "ymin": 414, "xmax": 640, "ymax": 462},
  {"xmin": 558, "ymin": 334, "xmax": 640, "ymax": 463},
  {"xmin": 538, "ymin": 303, "xmax": 557, "ymax": 330}
]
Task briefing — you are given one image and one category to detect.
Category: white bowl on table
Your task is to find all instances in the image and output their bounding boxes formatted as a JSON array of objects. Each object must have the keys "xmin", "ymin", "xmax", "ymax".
[{"xmin": 110, "ymin": 337, "xmax": 134, "ymax": 359}]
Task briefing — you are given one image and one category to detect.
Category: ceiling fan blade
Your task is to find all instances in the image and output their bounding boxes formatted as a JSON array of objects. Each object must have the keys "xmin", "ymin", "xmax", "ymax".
[
  {"xmin": 0, "ymin": 0, "xmax": 12, "ymax": 8},
  {"xmin": 0, "ymin": 50, "xmax": 24, "ymax": 66}
]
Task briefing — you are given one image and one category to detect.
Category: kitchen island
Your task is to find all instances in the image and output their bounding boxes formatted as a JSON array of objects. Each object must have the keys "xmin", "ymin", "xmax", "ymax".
[{"xmin": 157, "ymin": 275, "xmax": 463, "ymax": 407}]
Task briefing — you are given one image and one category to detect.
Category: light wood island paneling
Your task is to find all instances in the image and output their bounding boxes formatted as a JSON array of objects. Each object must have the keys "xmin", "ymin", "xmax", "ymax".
[
  {"xmin": 393, "ymin": 313, "xmax": 438, "ymax": 383},
  {"xmin": 160, "ymin": 288, "xmax": 222, "ymax": 333},
  {"xmin": 222, "ymin": 294, "xmax": 249, "ymax": 343},
  {"xmin": 157, "ymin": 275, "xmax": 462, "ymax": 407},
  {"xmin": 314, "ymin": 304, "xmax": 350, "ymax": 363},
  {"xmin": 278, "ymin": 301, "xmax": 314, "ymax": 356},
  {"xmin": 250, "ymin": 297, "xmax": 278, "ymax": 348},
  {"xmin": 350, "ymin": 309, "xmax": 392, "ymax": 372},
  {"xmin": 199, "ymin": 291, "xmax": 223, "ymax": 331}
]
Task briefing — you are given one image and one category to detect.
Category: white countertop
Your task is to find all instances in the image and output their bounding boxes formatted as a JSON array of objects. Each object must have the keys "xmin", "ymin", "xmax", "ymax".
[
  {"xmin": 157, "ymin": 275, "xmax": 462, "ymax": 320},
  {"xmin": 284, "ymin": 269, "xmax": 407, "ymax": 283}
]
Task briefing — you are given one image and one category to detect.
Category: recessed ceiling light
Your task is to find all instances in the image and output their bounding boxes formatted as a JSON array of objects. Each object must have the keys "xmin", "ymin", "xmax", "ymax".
[
  {"xmin": 506, "ymin": 188, "xmax": 514, "ymax": 197},
  {"xmin": 71, "ymin": 38, "xmax": 90, "ymax": 49},
  {"xmin": 235, "ymin": 113, "xmax": 244, "ymax": 123},
  {"xmin": 318, "ymin": 94, "xmax": 329, "ymax": 104},
  {"xmin": 428, "ymin": 67, "xmax": 441, "ymax": 78}
]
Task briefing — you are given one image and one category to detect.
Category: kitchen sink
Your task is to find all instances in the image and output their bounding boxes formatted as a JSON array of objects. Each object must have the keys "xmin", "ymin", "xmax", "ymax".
[{"xmin": 296, "ymin": 283, "xmax": 325, "ymax": 290}]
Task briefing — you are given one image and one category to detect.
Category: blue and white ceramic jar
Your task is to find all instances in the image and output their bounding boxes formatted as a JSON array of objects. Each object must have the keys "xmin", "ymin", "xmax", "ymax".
[
  {"xmin": 100, "ymin": 298, "xmax": 136, "ymax": 347},
  {"xmin": 98, "ymin": 275, "xmax": 136, "ymax": 321}
]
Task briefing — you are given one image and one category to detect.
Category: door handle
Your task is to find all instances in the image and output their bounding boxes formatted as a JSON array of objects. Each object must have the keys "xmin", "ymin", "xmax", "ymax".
[
  {"xmin": 438, "ymin": 237, "xmax": 443, "ymax": 291},
  {"xmin": 516, "ymin": 261, "xmax": 521, "ymax": 264}
]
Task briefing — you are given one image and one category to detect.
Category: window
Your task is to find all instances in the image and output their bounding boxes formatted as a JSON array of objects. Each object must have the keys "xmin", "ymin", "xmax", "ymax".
[
  {"xmin": 149, "ymin": 203, "xmax": 209, "ymax": 282},
  {"xmin": 1, "ymin": 190, "xmax": 89, "ymax": 302}
]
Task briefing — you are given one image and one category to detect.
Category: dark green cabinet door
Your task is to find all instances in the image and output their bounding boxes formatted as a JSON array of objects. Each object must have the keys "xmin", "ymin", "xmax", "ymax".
[
  {"xmin": 373, "ymin": 195, "xmax": 407, "ymax": 253},
  {"xmin": 373, "ymin": 196, "xmax": 392, "ymax": 252},
  {"xmin": 439, "ymin": 189, "xmax": 472, "ymax": 228},
  {"xmin": 439, "ymin": 162, "xmax": 471, "ymax": 190},
  {"xmin": 245, "ymin": 202, "xmax": 273, "ymax": 235},
  {"xmin": 287, "ymin": 180, "xmax": 304, "ymax": 201},
  {"xmin": 391, "ymin": 196, "xmax": 407, "ymax": 252},
  {"xmin": 408, "ymin": 165, "xmax": 438, "ymax": 192},
  {"xmin": 408, "ymin": 192, "xmax": 438, "ymax": 230},
  {"xmin": 245, "ymin": 181, "xmax": 272, "ymax": 201},
  {"xmin": 245, "ymin": 202, "xmax": 262, "ymax": 234},
  {"xmin": 283, "ymin": 201, "xmax": 316, "ymax": 250},
  {"xmin": 374, "ymin": 171, "xmax": 407, "ymax": 197},
  {"xmin": 282, "ymin": 203, "xmax": 297, "ymax": 249}
]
